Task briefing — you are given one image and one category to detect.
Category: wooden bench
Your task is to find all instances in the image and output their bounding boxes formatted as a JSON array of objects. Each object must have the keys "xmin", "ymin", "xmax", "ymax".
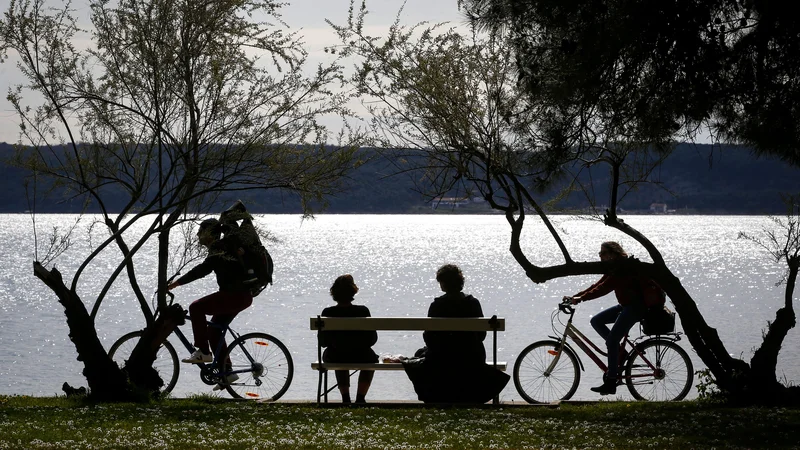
[{"xmin": 310, "ymin": 315, "xmax": 506, "ymax": 404}]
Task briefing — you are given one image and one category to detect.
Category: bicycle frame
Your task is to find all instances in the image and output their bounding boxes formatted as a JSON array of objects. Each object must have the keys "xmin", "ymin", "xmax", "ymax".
[
  {"xmin": 163, "ymin": 290, "xmax": 258, "ymax": 381},
  {"xmin": 171, "ymin": 318, "xmax": 255, "ymax": 379},
  {"xmin": 546, "ymin": 302, "xmax": 666, "ymax": 382}
]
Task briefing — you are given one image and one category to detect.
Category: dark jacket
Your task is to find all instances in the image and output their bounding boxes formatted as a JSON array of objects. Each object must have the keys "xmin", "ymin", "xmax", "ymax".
[
  {"xmin": 175, "ymin": 237, "xmax": 249, "ymax": 293},
  {"xmin": 577, "ymin": 273, "xmax": 665, "ymax": 307},
  {"xmin": 575, "ymin": 274, "xmax": 640, "ymax": 306},
  {"xmin": 423, "ymin": 292, "xmax": 486, "ymax": 365},
  {"xmin": 320, "ymin": 303, "xmax": 379, "ymax": 363}
]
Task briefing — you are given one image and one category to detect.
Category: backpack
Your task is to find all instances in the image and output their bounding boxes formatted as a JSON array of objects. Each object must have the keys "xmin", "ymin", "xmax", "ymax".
[
  {"xmin": 245, "ymin": 244, "xmax": 273, "ymax": 297},
  {"xmin": 639, "ymin": 278, "xmax": 666, "ymax": 307},
  {"xmin": 641, "ymin": 305, "xmax": 676, "ymax": 335},
  {"xmin": 220, "ymin": 202, "xmax": 274, "ymax": 297},
  {"xmin": 637, "ymin": 278, "xmax": 674, "ymax": 335}
]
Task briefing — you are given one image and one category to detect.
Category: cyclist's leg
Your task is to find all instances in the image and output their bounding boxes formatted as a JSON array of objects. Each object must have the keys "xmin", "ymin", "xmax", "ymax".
[
  {"xmin": 187, "ymin": 292, "xmax": 225, "ymax": 354},
  {"xmin": 605, "ymin": 303, "xmax": 645, "ymax": 379},
  {"xmin": 189, "ymin": 291, "xmax": 252, "ymax": 354},
  {"xmin": 208, "ymin": 293, "xmax": 253, "ymax": 363},
  {"xmin": 209, "ymin": 314, "xmax": 235, "ymax": 364},
  {"xmin": 590, "ymin": 304, "xmax": 622, "ymax": 342}
]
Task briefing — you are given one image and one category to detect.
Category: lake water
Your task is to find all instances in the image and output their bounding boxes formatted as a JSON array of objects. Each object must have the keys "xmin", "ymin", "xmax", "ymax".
[{"xmin": 1, "ymin": 214, "xmax": 798, "ymax": 402}]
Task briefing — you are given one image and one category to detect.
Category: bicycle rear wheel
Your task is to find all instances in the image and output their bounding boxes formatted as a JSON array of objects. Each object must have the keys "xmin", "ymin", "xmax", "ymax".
[
  {"xmin": 514, "ymin": 340, "xmax": 581, "ymax": 403},
  {"xmin": 108, "ymin": 331, "xmax": 180, "ymax": 395},
  {"xmin": 625, "ymin": 338, "xmax": 693, "ymax": 401},
  {"xmin": 223, "ymin": 332, "xmax": 293, "ymax": 400}
]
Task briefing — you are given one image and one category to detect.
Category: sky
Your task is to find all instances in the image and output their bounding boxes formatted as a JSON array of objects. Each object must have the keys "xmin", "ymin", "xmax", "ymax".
[{"xmin": 0, "ymin": 0, "xmax": 469, "ymax": 144}]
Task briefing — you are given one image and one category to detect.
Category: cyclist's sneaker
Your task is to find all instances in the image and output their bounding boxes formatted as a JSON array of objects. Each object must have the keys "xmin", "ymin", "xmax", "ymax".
[
  {"xmin": 181, "ymin": 349, "xmax": 212, "ymax": 364},
  {"xmin": 212, "ymin": 373, "xmax": 240, "ymax": 391}
]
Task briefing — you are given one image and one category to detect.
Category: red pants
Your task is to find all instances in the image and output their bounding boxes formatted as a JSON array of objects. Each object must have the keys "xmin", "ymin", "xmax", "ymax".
[{"xmin": 189, "ymin": 291, "xmax": 253, "ymax": 355}]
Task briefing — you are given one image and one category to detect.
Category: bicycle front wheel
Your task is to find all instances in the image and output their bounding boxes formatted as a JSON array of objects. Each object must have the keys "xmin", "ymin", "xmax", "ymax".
[
  {"xmin": 625, "ymin": 338, "xmax": 693, "ymax": 401},
  {"xmin": 223, "ymin": 332, "xmax": 294, "ymax": 401},
  {"xmin": 514, "ymin": 340, "xmax": 581, "ymax": 403},
  {"xmin": 108, "ymin": 331, "xmax": 180, "ymax": 395}
]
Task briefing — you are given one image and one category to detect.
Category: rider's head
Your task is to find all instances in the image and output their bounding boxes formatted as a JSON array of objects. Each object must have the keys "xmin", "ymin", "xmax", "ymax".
[
  {"xmin": 197, "ymin": 218, "xmax": 222, "ymax": 247},
  {"xmin": 330, "ymin": 274, "xmax": 358, "ymax": 303},
  {"xmin": 436, "ymin": 264, "xmax": 464, "ymax": 294},
  {"xmin": 599, "ymin": 241, "xmax": 627, "ymax": 261}
]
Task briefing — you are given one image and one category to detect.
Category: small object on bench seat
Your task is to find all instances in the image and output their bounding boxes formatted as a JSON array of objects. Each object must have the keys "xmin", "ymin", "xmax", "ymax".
[
  {"xmin": 311, "ymin": 317, "xmax": 505, "ymax": 331},
  {"xmin": 381, "ymin": 354, "xmax": 405, "ymax": 363},
  {"xmin": 311, "ymin": 361, "xmax": 507, "ymax": 371},
  {"xmin": 311, "ymin": 316, "xmax": 506, "ymax": 404}
]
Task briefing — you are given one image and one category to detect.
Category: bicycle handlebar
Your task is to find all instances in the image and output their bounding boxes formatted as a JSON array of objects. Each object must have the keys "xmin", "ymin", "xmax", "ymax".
[{"xmin": 559, "ymin": 299, "xmax": 575, "ymax": 315}]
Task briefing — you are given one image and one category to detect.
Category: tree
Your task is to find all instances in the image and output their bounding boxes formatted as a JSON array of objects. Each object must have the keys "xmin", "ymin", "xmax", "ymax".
[
  {"xmin": 738, "ymin": 196, "xmax": 799, "ymax": 397},
  {"xmin": 460, "ymin": 0, "xmax": 800, "ymax": 403},
  {"xmin": 1, "ymin": 0, "xmax": 360, "ymax": 400},
  {"xmin": 333, "ymin": 1, "xmax": 799, "ymax": 403}
]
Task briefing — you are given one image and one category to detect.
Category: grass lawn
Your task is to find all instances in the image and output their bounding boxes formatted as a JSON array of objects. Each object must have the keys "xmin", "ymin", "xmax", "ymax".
[{"xmin": 1, "ymin": 396, "xmax": 798, "ymax": 449}]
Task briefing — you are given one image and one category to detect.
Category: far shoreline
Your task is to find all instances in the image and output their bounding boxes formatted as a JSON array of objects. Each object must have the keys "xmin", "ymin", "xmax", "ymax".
[{"xmin": 1, "ymin": 210, "xmax": 788, "ymax": 216}]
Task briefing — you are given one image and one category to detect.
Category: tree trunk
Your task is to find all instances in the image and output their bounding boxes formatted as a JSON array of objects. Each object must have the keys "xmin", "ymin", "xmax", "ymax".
[
  {"xmin": 747, "ymin": 255, "xmax": 799, "ymax": 404},
  {"xmin": 124, "ymin": 304, "xmax": 186, "ymax": 393},
  {"xmin": 33, "ymin": 262, "xmax": 134, "ymax": 401}
]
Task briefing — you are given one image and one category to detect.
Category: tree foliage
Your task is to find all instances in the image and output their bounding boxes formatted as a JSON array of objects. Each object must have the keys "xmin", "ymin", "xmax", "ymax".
[
  {"xmin": 461, "ymin": 0, "xmax": 800, "ymax": 166},
  {"xmin": 332, "ymin": 4, "xmax": 668, "ymax": 214}
]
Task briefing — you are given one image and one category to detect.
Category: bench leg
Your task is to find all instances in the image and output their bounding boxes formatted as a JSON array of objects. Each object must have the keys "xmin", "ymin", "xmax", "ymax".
[
  {"xmin": 324, "ymin": 370, "xmax": 329, "ymax": 403},
  {"xmin": 317, "ymin": 369, "xmax": 337, "ymax": 404},
  {"xmin": 317, "ymin": 370, "xmax": 324, "ymax": 405}
]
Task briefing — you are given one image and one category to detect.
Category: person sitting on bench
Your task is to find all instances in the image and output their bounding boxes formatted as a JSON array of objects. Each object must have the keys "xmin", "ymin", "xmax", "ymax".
[
  {"xmin": 319, "ymin": 274, "xmax": 378, "ymax": 404},
  {"xmin": 403, "ymin": 264, "xmax": 510, "ymax": 403}
]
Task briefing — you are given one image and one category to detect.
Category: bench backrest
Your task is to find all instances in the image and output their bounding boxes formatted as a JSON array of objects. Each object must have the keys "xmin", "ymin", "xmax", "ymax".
[{"xmin": 310, "ymin": 316, "xmax": 505, "ymax": 331}]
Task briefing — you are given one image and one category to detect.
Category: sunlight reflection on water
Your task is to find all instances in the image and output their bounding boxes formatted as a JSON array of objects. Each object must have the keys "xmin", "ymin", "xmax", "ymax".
[{"xmin": 1, "ymin": 214, "xmax": 797, "ymax": 401}]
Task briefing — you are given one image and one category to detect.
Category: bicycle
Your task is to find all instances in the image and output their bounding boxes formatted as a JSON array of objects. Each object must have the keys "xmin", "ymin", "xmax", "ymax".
[
  {"xmin": 513, "ymin": 299, "xmax": 693, "ymax": 403},
  {"xmin": 109, "ymin": 291, "xmax": 294, "ymax": 401}
]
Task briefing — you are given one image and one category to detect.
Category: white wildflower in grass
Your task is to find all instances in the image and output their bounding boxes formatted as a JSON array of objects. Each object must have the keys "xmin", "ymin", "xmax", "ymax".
[{"xmin": 2, "ymin": 398, "xmax": 800, "ymax": 449}]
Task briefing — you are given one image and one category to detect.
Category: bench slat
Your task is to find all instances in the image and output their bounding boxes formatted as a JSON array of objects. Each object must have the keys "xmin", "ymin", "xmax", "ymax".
[
  {"xmin": 311, "ymin": 362, "xmax": 507, "ymax": 371},
  {"xmin": 310, "ymin": 317, "xmax": 505, "ymax": 331}
]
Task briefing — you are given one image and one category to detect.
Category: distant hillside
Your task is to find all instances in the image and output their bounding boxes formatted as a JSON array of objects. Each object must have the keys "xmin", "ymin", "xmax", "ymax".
[
  {"xmin": 1, "ymin": 142, "xmax": 798, "ymax": 214},
  {"xmin": 566, "ymin": 144, "xmax": 800, "ymax": 214}
]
